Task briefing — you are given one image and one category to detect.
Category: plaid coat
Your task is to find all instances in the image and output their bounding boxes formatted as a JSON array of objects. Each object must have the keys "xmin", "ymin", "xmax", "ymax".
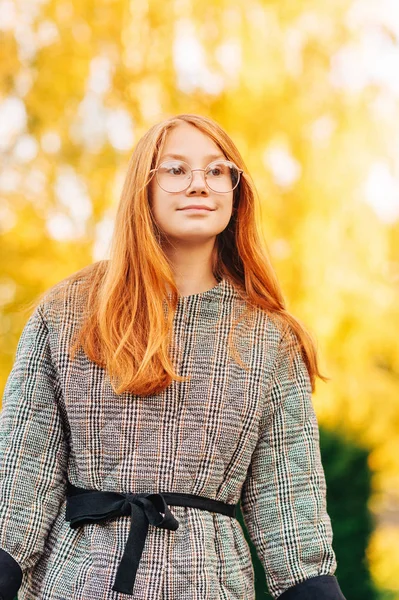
[{"xmin": 0, "ymin": 275, "xmax": 345, "ymax": 600}]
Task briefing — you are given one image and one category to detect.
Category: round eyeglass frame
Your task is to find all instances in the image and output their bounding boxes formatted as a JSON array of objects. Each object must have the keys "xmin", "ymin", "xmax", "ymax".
[{"xmin": 149, "ymin": 159, "xmax": 244, "ymax": 194}]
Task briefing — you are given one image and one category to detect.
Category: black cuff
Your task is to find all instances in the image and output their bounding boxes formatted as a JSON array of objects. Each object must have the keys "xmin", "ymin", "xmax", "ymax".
[
  {"xmin": 279, "ymin": 575, "xmax": 346, "ymax": 599},
  {"xmin": 0, "ymin": 548, "xmax": 23, "ymax": 600}
]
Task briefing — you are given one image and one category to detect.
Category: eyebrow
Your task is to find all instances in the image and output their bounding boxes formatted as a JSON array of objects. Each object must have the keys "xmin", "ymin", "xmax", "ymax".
[{"xmin": 159, "ymin": 153, "xmax": 226, "ymax": 162}]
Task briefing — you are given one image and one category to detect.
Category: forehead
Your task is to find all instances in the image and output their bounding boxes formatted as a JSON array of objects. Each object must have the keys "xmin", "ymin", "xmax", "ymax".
[{"xmin": 160, "ymin": 122, "xmax": 224, "ymax": 161}]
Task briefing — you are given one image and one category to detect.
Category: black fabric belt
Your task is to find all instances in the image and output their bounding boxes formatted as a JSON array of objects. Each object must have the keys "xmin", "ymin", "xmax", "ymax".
[{"xmin": 65, "ymin": 481, "xmax": 238, "ymax": 596}]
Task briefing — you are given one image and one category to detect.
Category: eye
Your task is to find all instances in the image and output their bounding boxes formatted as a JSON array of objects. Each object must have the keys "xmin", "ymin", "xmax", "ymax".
[
  {"xmin": 207, "ymin": 162, "xmax": 230, "ymax": 177},
  {"xmin": 168, "ymin": 166, "xmax": 185, "ymax": 175},
  {"xmin": 160, "ymin": 161, "xmax": 188, "ymax": 176},
  {"xmin": 209, "ymin": 167, "xmax": 222, "ymax": 176}
]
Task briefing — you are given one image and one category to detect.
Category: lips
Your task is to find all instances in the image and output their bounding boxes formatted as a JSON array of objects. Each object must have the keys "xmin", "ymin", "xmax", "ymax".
[{"xmin": 179, "ymin": 205, "xmax": 214, "ymax": 210}]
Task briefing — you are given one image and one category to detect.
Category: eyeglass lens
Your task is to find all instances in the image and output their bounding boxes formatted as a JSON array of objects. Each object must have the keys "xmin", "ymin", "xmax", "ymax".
[{"xmin": 156, "ymin": 160, "xmax": 240, "ymax": 193}]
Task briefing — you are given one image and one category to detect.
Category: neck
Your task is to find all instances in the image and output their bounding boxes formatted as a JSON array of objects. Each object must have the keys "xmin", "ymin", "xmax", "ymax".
[{"xmin": 162, "ymin": 238, "xmax": 218, "ymax": 297}]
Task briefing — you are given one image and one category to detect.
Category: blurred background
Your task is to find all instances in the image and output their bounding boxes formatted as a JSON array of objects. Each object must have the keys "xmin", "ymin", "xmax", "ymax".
[{"xmin": 1, "ymin": 0, "xmax": 399, "ymax": 597}]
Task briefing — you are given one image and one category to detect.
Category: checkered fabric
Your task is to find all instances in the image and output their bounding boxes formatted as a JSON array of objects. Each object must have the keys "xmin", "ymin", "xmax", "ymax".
[{"xmin": 0, "ymin": 275, "xmax": 340, "ymax": 599}]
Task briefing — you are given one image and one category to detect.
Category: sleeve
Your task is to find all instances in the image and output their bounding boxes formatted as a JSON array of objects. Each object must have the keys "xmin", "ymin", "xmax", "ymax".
[
  {"xmin": 240, "ymin": 326, "xmax": 346, "ymax": 599},
  {"xmin": 0, "ymin": 306, "xmax": 69, "ymax": 600}
]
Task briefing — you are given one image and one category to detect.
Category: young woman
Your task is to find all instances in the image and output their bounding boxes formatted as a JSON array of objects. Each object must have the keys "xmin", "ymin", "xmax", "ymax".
[{"xmin": 0, "ymin": 114, "xmax": 346, "ymax": 599}]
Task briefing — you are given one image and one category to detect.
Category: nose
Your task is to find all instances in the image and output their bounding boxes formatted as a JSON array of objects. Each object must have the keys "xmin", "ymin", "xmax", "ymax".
[{"xmin": 186, "ymin": 170, "xmax": 209, "ymax": 196}]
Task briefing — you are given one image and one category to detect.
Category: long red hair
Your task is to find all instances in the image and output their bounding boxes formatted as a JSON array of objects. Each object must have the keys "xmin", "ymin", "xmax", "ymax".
[{"xmin": 33, "ymin": 113, "xmax": 328, "ymax": 396}]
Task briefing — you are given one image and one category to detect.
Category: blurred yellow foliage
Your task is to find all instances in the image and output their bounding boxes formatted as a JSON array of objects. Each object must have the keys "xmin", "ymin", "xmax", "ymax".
[{"xmin": 368, "ymin": 526, "xmax": 399, "ymax": 592}]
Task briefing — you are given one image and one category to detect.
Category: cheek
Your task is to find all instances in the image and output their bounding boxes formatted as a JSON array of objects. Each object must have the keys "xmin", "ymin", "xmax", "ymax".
[
  {"xmin": 222, "ymin": 194, "xmax": 234, "ymax": 217},
  {"xmin": 216, "ymin": 199, "xmax": 234, "ymax": 229},
  {"xmin": 148, "ymin": 180, "xmax": 157, "ymax": 208},
  {"xmin": 148, "ymin": 183, "xmax": 164, "ymax": 218}
]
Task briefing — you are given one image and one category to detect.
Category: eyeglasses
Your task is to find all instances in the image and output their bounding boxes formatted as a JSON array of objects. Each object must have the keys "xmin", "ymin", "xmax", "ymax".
[{"xmin": 149, "ymin": 160, "xmax": 243, "ymax": 194}]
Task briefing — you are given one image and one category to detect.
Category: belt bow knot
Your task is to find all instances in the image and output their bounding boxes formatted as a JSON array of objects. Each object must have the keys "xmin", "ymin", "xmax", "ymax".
[{"xmin": 66, "ymin": 486, "xmax": 179, "ymax": 595}]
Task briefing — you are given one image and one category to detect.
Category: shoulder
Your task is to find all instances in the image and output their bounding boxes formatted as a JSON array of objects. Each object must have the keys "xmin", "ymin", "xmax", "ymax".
[
  {"xmin": 249, "ymin": 306, "xmax": 306, "ymax": 377},
  {"xmin": 246, "ymin": 301, "xmax": 289, "ymax": 349},
  {"xmin": 37, "ymin": 261, "xmax": 107, "ymax": 329}
]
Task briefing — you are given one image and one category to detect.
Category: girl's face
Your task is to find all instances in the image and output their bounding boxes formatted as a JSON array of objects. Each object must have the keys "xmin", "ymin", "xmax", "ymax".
[{"xmin": 149, "ymin": 122, "xmax": 234, "ymax": 247}]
